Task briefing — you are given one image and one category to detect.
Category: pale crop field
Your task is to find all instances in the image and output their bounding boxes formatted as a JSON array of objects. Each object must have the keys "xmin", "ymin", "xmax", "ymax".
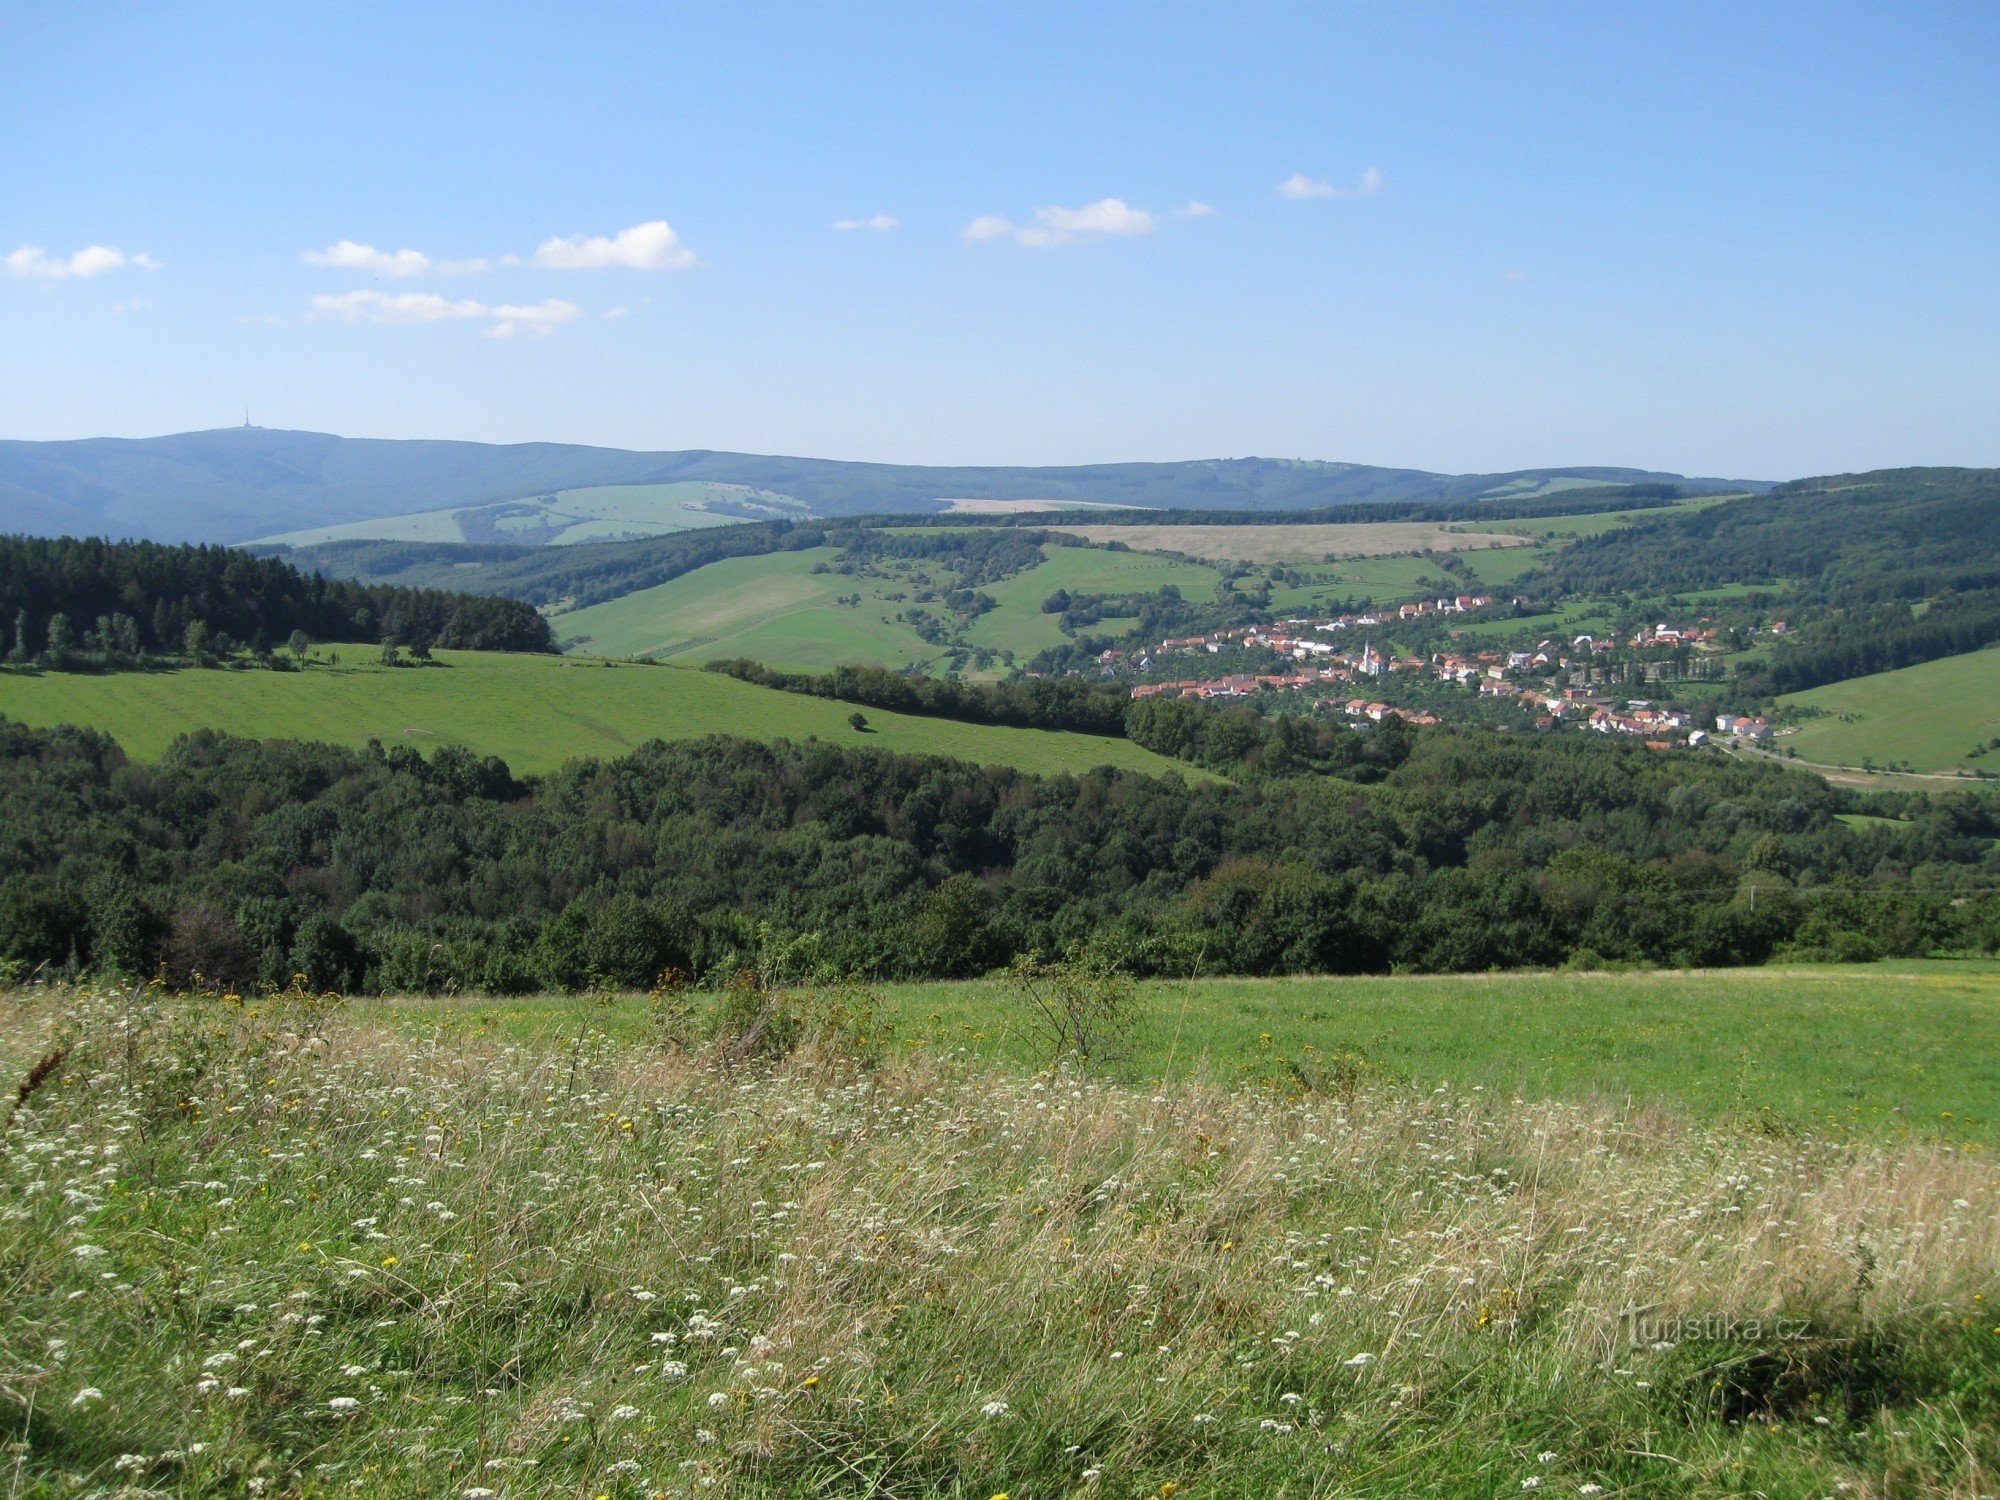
[
  {"xmin": 3, "ymin": 981, "xmax": 1995, "ymax": 1498},
  {"xmin": 1049, "ymin": 521, "xmax": 1535, "ymax": 564}
]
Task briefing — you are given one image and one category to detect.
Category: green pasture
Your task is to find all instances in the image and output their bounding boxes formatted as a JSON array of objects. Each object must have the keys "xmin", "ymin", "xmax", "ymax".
[
  {"xmin": 368, "ymin": 960, "xmax": 2000, "ymax": 1146},
  {"xmin": 0, "ymin": 649, "xmax": 1207, "ymax": 780},
  {"xmin": 1778, "ymin": 648, "xmax": 2000, "ymax": 772}
]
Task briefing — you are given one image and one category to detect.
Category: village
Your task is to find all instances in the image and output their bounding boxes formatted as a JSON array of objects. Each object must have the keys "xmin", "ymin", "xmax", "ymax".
[{"xmin": 1115, "ymin": 594, "xmax": 1777, "ymax": 747}]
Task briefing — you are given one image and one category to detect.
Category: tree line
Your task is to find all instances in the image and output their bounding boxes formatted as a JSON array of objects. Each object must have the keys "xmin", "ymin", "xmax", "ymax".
[
  {"xmin": 3, "ymin": 713, "xmax": 1993, "ymax": 995},
  {"xmin": 700, "ymin": 659, "xmax": 1400, "ymax": 777},
  {"xmin": 0, "ymin": 534, "xmax": 553, "ymax": 665}
]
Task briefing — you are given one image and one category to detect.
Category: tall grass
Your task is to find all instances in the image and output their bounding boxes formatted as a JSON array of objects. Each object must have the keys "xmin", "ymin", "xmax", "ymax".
[{"xmin": 3, "ymin": 982, "xmax": 1995, "ymax": 1497}]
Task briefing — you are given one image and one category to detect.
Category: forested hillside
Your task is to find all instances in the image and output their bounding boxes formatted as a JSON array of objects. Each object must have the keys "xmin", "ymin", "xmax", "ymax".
[
  {"xmin": 2, "ymin": 715, "xmax": 1992, "ymax": 993},
  {"xmin": 1524, "ymin": 467, "xmax": 2000, "ymax": 697},
  {"xmin": 0, "ymin": 534, "xmax": 554, "ymax": 661},
  {"xmin": 0, "ymin": 424, "xmax": 1761, "ymax": 543},
  {"xmin": 1527, "ymin": 468, "xmax": 1999, "ymax": 598}
]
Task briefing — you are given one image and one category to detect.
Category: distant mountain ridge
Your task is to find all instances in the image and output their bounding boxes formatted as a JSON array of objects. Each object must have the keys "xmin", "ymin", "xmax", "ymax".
[{"xmin": 0, "ymin": 425, "xmax": 1767, "ymax": 545}]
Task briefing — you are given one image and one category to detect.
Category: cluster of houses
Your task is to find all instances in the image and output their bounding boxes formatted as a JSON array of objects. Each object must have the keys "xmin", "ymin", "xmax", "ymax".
[
  {"xmin": 1115, "ymin": 606, "xmax": 1776, "ymax": 751},
  {"xmin": 1320, "ymin": 698, "xmax": 1442, "ymax": 726},
  {"xmin": 1130, "ymin": 667, "xmax": 1350, "ymax": 702}
]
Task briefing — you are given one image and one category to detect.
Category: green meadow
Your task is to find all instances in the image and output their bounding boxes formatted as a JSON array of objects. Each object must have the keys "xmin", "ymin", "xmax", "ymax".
[
  {"xmin": 255, "ymin": 481, "xmax": 804, "ymax": 548},
  {"xmin": 553, "ymin": 519, "xmax": 1605, "ymax": 674},
  {"xmin": 0, "ymin": 649, "xmax": 1204, "ymax": 780},
  {"xmin": 369, "ymin": 960, "xmax": 2000, "ymax": 1146},
  {"xmin": 556, "ymin": 548, "xmax": 944, "ymax": 667},
  {"xmin": 1778, "ymin": 647, "xmax": 2000, "ymax": 772},
  {"xmin": 559, "ymin": 541, "xmax": 1225, "ymax": 670}
]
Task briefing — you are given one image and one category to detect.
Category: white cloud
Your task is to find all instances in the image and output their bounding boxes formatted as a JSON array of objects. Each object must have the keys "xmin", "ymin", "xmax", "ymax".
[
  {"xmin": 6, "ymin": 243, "xmax": 159, "ymax": 279},
  {"xmin": 1038, "ymin": 198, "xmax": 1154, "ymax": 236},
  {"xmin": 310, "ymin": 289, "xmax": 580, "ymax": 337},
  {"xmin": 1279, "ymin": 167, "xmax": 1384, "ymax": 201},
  {"xmin": 530, "ymin": 220, "xmax": 694, "ymax": 270},
  {"xmin": 961, "ymin": 215, "xmax": 1016, "ymax": 243},
  {"xmin": 302, "ymin": 240, "xmax": 487, "ymax": 277},
  {"xmin": 1503, "ymin": 269, "xmax": 1530, "ymax": 282},
  {"xmin": 962, "ymin": 197, "xmax": 1159, "ymax": 249},
  {"xmin": 833, "ymin": 214, "xmax": 899, "ymax": 232},
  {"xmin": 1181, "ymin": 200, "xmax": 1216, "ymax": 217},
  {"xmin": 487, "ymin": 301, "xmax": 582, "ymax": 337}
]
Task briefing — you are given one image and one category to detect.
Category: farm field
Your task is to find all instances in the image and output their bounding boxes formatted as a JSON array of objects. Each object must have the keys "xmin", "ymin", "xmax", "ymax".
[
  {"xmin": 1049, "ymin": 519, "xmax": 1534, "ymax": 563},
  {"xmin": 373, "ymin": 960, "xmax": 2000, "ymax": 1145},
  {"xmin": 1475, "ymin": 494, "xmax": 1736, "ymax": 542},
  {"xmin": 960, "ymin": 544, "xmax": 1221, "ymax": 656},
  {"xmin": 555, "ymin": 548, "xmax": 945, "ymax": 668},
  {"xmin": 1777, "ymin": 648, "xmax": 2000, "ymax": 773},
  {"xmin": 255, "ymin": 481, "xmax": 804, "ymax": 548},
  {"xmin": 0, "ymin": 649, "xmax": 1204, "ymax": 780},
  {"xmin": 8, "ymin": 978, "xmax": 1994, "ymax": 1499},
  {"xmin": 560, "ymin": 541, "xmax": 1225, "ymax": 670}
]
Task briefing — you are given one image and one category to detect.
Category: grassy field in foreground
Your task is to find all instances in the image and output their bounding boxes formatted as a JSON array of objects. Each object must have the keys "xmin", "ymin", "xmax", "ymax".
[
  {"xmin": 0, "ymin": 649, "xmax": 1205, "ymax": 780},
  {"xmin": 368, "ymin": 960, "xmax": 2000, "ymax": 1147},
  {"xmin": 1778, "ymin": 648, "xmax": 2000, "ymax": 773},
  {"xmin": 5, "ymin": 983, "xmax": 1995, "ymax": 1499}
]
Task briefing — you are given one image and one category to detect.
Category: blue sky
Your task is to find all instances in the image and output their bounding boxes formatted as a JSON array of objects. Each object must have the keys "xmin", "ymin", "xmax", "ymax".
[{"xmin": 3, "ymin": 1, "xmax": 1995, "ymax": 479}]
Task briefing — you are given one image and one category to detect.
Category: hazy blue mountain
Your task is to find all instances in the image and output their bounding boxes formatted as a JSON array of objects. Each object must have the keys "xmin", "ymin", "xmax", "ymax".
[{"xmin": 0, "ymin": 425, "xmax": 1766, "ymax": 544}]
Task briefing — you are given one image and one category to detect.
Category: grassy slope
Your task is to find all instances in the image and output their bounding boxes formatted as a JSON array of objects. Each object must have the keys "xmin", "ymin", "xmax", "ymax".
[
  {"xmin": 373, "ymin": 961, "xmax": 2000, "ymax": 1146},
  {"xmin": 10, "ymin": 983, "xmax": 1991, "ymax": 1499},
  {"xmin": 560, "ymin": 543, "xmax": 1226, "ymax": 669},
  {"xmin": 1777, "ymin": 648, "xmax": 2000, "ymax": 772},
  {"xmin": 554, "ymin": 548, "xmax": 943, "ymax": 667},
  {"xmin": 0, "ymin": 649, "xmax": 1205, "ymax": 780},
  {"xmin": 254, "ymin": 481, "xmax": 800, "ymax": 548},
  {"xmin": 961, "ymin": 545, "xmax": 1221, "ymax": 656},
  {"xmin": 519, "ymin": 500, "xmax": 1734, "ymax": 672}
]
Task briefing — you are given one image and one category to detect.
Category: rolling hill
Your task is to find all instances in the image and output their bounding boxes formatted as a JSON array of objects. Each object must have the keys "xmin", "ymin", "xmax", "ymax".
[
  {"xmin": 1775, "ymin": 648, "xmax": 2000, "ymax": 773},
  {"xmin": 0, "ymin": 424, "xmax": 1764, "ymax": 544},
  {"xmin": 0, "ymin": 646, "xmax": 1207, "ymax": 780},
  {"xmin": 250, "ymin": 481, "xmax": 810, "ymax": 548}
]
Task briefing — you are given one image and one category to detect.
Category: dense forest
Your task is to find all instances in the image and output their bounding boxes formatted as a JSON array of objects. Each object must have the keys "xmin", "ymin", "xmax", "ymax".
[
  {"xmin": 2, "ymin": 715, "xmax": 1993, "ymax": 994},
  {"xmin": 1525, "ymin": 468, "xmax": 2000, "ymax": 702},
  {"xmin": 1525, "ymin": 468, "xmax": 2000, "ymax": 600},
  {"xmin": 0, "ymin": 534, "xmax": 553, "ymax": 663},
  {"xmin": 705, "ymin": 659, "xmax": 1131, "ymax": 736}
]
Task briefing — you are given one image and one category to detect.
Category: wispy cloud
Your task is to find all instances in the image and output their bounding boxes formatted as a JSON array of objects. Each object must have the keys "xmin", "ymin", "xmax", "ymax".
[
  {"xmin": 962, "ymin": 197, "xmax": 1158, "ymax": 249},
  {"xmin": 6, "ymin": 243, "xmax": 160, "ymax": 280},
  {"xmin": 1278, "ymin": 167, "xmax": 1384, "ymax": 200},
  {"xmin": 833, "ymin": 214, "xmax": 899, "ymax": 232},
  {"xmin": 1502, "ymin": 269, "xmax": 1530, "ymax": 282},
  {"xmin": 1180, "ymin": 200, "xmax": 1217, "ymax": 218},
  {"xmin": 302, "ymin": 240, "xmax": 487, "ymax": 277},
  {"xmin": 309, "ymin": 289, "xmax": 582, "ymax": 337},
  {"xmin": 523, "ymin": 220, "xmax": 695, "ymax": 271}
]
